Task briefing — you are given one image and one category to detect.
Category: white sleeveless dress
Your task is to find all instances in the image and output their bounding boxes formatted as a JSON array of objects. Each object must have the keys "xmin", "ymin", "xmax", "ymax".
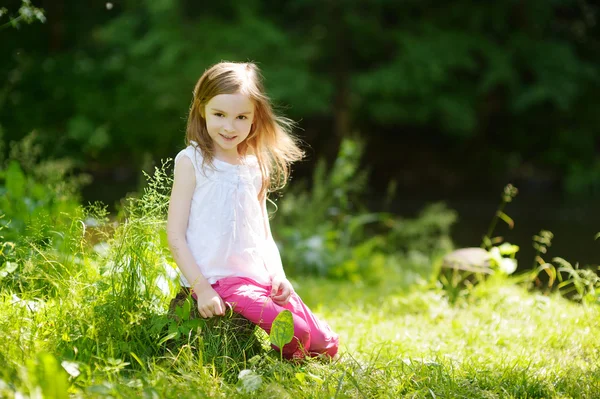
[{"xmin": 174, "ymin": 141, "xmax": 284, "ymax": 286}]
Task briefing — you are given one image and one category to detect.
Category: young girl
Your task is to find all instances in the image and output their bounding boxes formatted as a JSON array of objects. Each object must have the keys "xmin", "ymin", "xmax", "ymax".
[{"xmin": 166, "ymin": 62, "xmax": 339, "ymax": 360}]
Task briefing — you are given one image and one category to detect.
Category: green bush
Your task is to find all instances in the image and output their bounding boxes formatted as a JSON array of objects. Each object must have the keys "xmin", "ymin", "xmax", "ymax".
[
  {"xmin": 273, "ymin": 138, "xmax": 456, "ymax": 283},
  {"xmin": 0, "ymin": 133, "xmax": 89, "ymax": 244},
  {"xmin": 0, "ymin": 133, "xmax": 92, "ymax": 296}
]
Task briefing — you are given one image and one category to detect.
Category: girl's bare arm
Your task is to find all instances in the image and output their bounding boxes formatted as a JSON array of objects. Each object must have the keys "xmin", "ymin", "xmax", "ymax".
[{"xmin": 167, "ymin": 156, "xmax": 224, "ymax": 317}]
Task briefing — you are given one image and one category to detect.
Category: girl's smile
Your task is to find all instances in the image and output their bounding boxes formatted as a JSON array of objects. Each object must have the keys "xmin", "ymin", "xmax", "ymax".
[
  {"xmin": 219, "ymin": 133, "xmax": 237, "ymax": 141},
  {"xmin": 204, "ymin": 93, "xmax": 255, "ymax": 158}
]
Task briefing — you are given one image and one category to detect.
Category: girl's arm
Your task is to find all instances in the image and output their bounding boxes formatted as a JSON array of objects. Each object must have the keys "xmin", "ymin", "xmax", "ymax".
[
  {"xmin": 167, "ymin": 155, "xmax": 225, "ymax": 317},
  {"xmin": 261, "ymin": 196, "xmax": 286, "ymax": 279},
  {"xmin": 262, "ymin": 196, "xmax": 293, "ymax": 305}
]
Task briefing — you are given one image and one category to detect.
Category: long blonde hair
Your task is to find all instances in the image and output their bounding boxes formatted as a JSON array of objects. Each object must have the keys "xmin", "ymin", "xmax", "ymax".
[{"xmin": 185, "ymin": 61, "xmax": 304, "ymax": 200}]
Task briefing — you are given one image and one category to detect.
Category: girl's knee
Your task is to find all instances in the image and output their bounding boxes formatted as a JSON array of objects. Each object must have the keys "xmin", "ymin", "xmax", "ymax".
[
  {"xmin": 310, "ymin": 332, "xmax": 339, "ymax": 358},
  {"xmin": 324, "ymin": 335, "xmax": 340, "ymax": 358},
  {"xmin": 291, "ymin": 318, "xmax": 311, "ymax": 348}
]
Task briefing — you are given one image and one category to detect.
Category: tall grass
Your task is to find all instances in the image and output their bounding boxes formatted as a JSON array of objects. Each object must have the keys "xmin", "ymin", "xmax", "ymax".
[
  {"xmin": 0, "ymin": 137, "xmax": 598, "ymax": 397},
  {"xmin": 0, "ymin": 157, "xmax": 269, "ymax": 395}
]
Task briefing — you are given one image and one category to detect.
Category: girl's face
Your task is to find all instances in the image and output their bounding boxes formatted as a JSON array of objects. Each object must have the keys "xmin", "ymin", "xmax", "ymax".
[{"xmin": 204, "ymin": 93, "xmax": 255, "ymax": 158}]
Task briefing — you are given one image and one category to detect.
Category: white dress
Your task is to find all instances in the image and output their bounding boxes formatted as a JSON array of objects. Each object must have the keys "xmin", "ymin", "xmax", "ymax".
[{"xmin": 174, "ymin": 141, "xmax": 284, "ymax": 286}]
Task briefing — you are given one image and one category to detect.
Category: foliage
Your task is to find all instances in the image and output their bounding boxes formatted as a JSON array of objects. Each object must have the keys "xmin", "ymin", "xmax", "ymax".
[
  {"xmin": 0, "ymin": 133, "xmax": 93, "ymax": 296},
  {"xmin": 528, "ymin": 230, "xmax": 600, "ymax": 306},
  {"xmin": 0, "ymin": 158, "xmax": 267, "ymax": 394},
  {"xmin": 274, "ymin": 138, "xmax": 456, "ymax": 282},
  {"xmin": 1, "ymin": 266, "xmax": 599, "ymax": 397},
  {"xmin": 435, "ymin": 181, "xmax": 599, "ymax": 306},
  {"xmin": 0, "ymin": 0, "xmax": 45, "ymax": 30},
  {"xmin": 269, "ymin": 310, "xmax": 294, "ymax": 360},
  {"xmin": 480, "ymin": 184, "xmax": 520, "ymax": 277},
  {"xmin": 0, "ymin": 143, "xmax": 598, "ymax": 397},
  {"xmin": 488, "ymin": 242, "xmax": 519, "ymax": 275},
  {"xmin": 481, "ymin": 183, "xmax": 519, "ymax": 251},
  {"xmin": 0, "ymin": 133, "xmax": 89, "ymax": 242},
  {"xmin": 2, "ymin": 1, "xmax": 600, "ymax": 195}
]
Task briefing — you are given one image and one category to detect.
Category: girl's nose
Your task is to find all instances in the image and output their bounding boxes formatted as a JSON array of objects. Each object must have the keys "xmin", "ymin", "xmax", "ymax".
[{"xmin": 223, "ymin": 119, "xmax": 235, "ymax": 132}]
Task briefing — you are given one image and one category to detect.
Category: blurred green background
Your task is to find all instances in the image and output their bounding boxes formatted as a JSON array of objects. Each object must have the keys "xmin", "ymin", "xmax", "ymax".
[{"xmin": 1, "ymin": 0, "xmax": 599, "ymax": 264}]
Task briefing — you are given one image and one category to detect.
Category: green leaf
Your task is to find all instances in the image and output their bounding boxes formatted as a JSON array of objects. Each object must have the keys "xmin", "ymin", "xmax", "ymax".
[
  {"xmin": 0, "ymin": 261, "xmax": 18, "ymax": 278},
  {"xmin": 496, "ymin": 211, "xmax": 514, "ymax": 229},
  {"xmin": 175, "ymin": 298, "xmax": 191, "ymax": 320},
  {"xmin": 295, "ymin": 372, "xmax": 306, "ymax": 383},
  {"xmin": 129, "ymin": 352, "xmax": 145, "ymax": 370},
  {"xmin": 158, "ymin": 332, "xmax": 178, "ymax": 346},
  {"xmin": 237, "ymin": 369, "xmax": 263, "ymax": 393},
  {"xmin": 269, "ymin": 309, "xmax": 294, "ymax": 349},
  {"xmin": 498, "ymin": 242, "xmax": 519, "ymax": 256},
  {"xmin": 595, "ymin": 232, "xmax": 600, "ymax": 240},
  {"xmin": 159, "ymin": 228, "xmax": 170, "ymax": 249},
  {"xmin": 61, "ymin": 361, "xmax": 81, "ymax": 378},
  {"xmin": 5, "ymin": 161, "xmax": 26, "ymax": 199},
  {"xmin": 29, "ymin": 353, "xmax": 70, "ymax": 399}
]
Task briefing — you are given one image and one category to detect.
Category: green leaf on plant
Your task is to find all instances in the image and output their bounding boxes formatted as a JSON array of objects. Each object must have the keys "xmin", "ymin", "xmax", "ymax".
[
  {"xmin": 0, "ymin": 261, "xmax": 18, "ymax": 278},
  {"xmin": 175, "ymin": 298, "xmax": 191, "ymax": 320},
  {"xmin": 237, "ymin": 369, "xmax": 263, "ymax": 393},
  {"xmin": 129, "ymin": 352, "xmax": 145, "ymax": 370},
  {"xmin": 158, "ymin": 331, "xmax": 178, "ymax": 346},
  {"xmin": 30, "ymin": 353, "xmax": 70, "ymax": 399},
  {"xmin": 6, "ymin": 161, "xmax": 26, "ymax": 199},
  {"xmin": 61, "ymin": 360, "xmax": 81, "ymax": 378},
  {"xmin": 482, "ymin": 235, "xmax": 492, "ymax": 248},
  {"xmin": 295, "ymin": 372, "xmax": 306, "ymax": 383},
  {"xmin": 595, "ymin": 232, "xmax": 600, "ymax": 240},
  {"xmin": 159, "ymin": 229, "xmax": 170, "ymax": 249},
  {"xmin": 496, "ymin": 211, "xmax": 514, "ymax": 229},
  {"xmin": 270, "ymin": 309, "xmax": 294, "ymax": 349},
  {"xmin": 498, "ymin": 242, "xmax": 519, "ymax": 256}
]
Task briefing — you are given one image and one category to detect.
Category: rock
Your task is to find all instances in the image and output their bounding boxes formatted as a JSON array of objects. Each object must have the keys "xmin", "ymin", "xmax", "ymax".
[{"xmin": 442, "ymin": 247, "xmax": 492, "ymax": 274}]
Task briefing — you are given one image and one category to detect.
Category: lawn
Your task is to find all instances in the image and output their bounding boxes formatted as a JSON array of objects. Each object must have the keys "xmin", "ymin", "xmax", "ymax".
[
  {"xmin": 1, "ymin": 144, "xmax": 598, "ymax": 398},
  {"xmin": 1, "ymin": 267, "xmax": 598, "ymax": 398}
]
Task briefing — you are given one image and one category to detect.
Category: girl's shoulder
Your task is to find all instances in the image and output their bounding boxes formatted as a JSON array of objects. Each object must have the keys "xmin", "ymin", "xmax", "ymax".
[
  {"xmin": 175, "ymin": 141, "xmax": 203, "ymax": 162},
  {"xmin": 174, "ymin": 141, "xmax": 210, "ymax": 181}
]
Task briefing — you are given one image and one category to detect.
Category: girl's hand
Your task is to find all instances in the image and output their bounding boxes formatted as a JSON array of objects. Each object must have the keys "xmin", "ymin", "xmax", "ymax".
[
  {"xmin": 195, "ymin": 286, "xmax": 226, "ymax": 318},
  {"xmin": 270, "ymin": 275, "xmax": 293, "ymax": 306}
]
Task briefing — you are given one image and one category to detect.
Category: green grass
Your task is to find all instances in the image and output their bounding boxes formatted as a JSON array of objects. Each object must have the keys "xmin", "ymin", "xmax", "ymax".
[
  {"xmin": 297, "ymin": 275, "xmax": 600, "ymax": 398},
  {"xmin": 1, "ymin": 268, "xmax": 599, "ymax": 398},
  {"xmin": 1, "ymin": 155, "xmax": 598, "ymax": 398}
]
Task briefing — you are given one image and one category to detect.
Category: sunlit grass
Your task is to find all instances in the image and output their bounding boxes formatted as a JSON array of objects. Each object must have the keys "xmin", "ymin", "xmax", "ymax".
[
  {"xmin": 296, "ymin": 275, "xmax": 600, "ymax": 398},
  {"xmin": 1, "ymin": 152, "xmax": 598, "ymax": 398},
  {"xmin": 1, "ymin": 269, "xmax": 598, "ymax": 398}
]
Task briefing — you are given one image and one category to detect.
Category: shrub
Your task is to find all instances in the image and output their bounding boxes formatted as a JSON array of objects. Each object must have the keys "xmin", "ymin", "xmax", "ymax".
[{"xmin": 273, "ymin": 137, "xmax": 456, "ymax": 282}]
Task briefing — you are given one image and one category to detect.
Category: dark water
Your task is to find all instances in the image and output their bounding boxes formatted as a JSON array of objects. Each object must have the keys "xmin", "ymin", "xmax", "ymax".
[{"xmin": 383, "ymin": 191, "xmax": 599, "ymax": 269}]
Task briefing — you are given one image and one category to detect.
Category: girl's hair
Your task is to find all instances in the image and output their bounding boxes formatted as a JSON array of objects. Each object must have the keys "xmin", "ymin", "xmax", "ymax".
[{"xmin": 185, "ymin": 61, "xmax": 304, "ymax": 200}]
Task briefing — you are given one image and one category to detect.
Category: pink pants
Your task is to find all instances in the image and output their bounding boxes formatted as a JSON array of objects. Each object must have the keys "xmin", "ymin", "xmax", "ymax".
[{"xmin": 208, "ymin": 276, "xmax": 339, "ymax": 359}]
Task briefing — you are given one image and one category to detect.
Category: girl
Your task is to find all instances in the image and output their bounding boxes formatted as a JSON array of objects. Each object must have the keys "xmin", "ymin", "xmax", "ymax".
[{"xmin": 166, "ymin": 61, "xmax": 339, "ymax": 360}]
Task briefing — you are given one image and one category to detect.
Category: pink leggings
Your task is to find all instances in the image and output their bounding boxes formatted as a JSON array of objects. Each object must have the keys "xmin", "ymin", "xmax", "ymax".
[{"xmin": 207, "ymin": 276, "xmax": 339, "ymax": 359}]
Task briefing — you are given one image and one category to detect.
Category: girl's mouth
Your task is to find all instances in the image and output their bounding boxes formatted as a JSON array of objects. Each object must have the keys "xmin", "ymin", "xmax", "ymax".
[{"xmin": 219, "ymin": 133, "xmax": 237, "ymax": 141}]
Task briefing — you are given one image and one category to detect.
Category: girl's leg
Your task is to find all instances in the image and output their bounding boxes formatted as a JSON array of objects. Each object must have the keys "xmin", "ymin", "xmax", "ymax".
[
  {"xmin": 212, "ymin": 277, "xmax": 311, "ymax": 359},
  {"xmin": 284, "ymin": 292, "xmax": 339, "ymax": 358}
]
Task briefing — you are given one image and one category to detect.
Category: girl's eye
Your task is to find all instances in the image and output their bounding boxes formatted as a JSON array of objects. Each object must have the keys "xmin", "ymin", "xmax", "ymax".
[
  {"xmin": 214, "ymin": 113, "xmax": 224, "ymax": 117},
  {"xmin": 237, "ymin": 115, "xmax": 247, "ymax": 120}
]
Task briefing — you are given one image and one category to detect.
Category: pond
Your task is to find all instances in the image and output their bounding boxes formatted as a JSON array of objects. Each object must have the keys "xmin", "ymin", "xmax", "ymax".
[{"xmin": 384, "ymin": 190, "xmax": 599, "ymax": 270}]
